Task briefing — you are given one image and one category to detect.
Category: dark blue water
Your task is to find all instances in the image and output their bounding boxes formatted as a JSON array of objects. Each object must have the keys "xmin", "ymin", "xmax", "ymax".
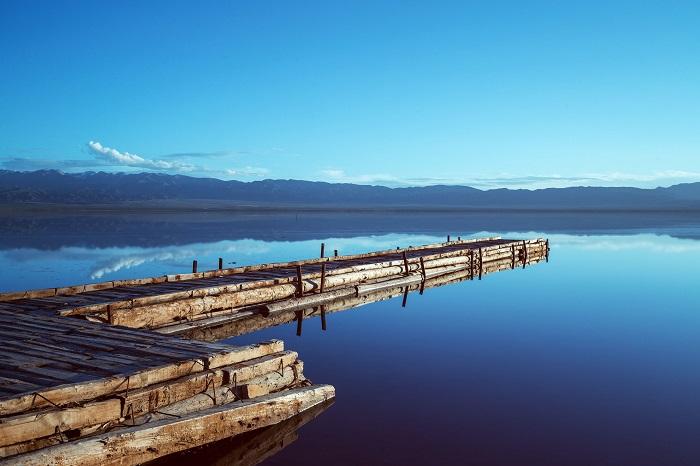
[{"xmin": 2, "ymin": 212, "xmax": 700, "ymax": 465}]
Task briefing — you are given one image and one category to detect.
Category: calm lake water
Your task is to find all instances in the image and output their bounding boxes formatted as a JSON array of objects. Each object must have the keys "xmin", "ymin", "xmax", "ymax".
[{"xmin": 2, "ymin": 211, "xmax": 700, "ymax": 465}]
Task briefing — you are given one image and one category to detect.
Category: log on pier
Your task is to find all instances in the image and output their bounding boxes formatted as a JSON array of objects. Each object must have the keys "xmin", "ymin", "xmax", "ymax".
[
  {"xmin": 150, "ymin": 398, "xmax": 334, "ymax": 466},
  {"xmin": 4, "ymin": 386, "xmax": 335, "ymax": 466}
]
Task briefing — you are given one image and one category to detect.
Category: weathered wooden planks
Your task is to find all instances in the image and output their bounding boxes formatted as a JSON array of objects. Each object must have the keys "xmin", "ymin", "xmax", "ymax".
[
  {"xmin": 5, "ymin": 385, "xmax": 335, "ymax": 466},
  {"xmin": 161, "ymin": 396, "xmax": 333, "ymax": 466},
  {"xmin": 0, "ymin": 319, "xmax": 326, "ymax": 463},
  {"xmin": 0, "ymin": 309, "xmax": 285, "ymax": 416}
]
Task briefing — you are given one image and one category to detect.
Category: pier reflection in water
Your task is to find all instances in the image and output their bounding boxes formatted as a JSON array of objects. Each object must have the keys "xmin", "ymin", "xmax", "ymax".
[
  {"xmin": 174, "ymin": 248, "xmax": 548, "ymax": 342},
  {"xmin": 151, "ymin": 400, "xmax": 334, "ymax": 466}
]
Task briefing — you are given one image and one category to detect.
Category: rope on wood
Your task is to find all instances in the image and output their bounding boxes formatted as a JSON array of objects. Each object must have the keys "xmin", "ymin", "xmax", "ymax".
[
  {"xmin": 31, "ymin": 392, "xmax": 61, "ymax": 410},
  {"xmin": 154, "ymin": 409, "xmax": 181, "ymax": 419}
]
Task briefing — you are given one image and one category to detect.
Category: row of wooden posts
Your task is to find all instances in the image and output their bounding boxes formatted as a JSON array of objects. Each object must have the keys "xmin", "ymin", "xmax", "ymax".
[
  {"xmin": 306, "ymin": 238, "xmax": 545, "ymax": 297},
  {"xmin": 288, "ymin": 239, "xmax": 548, "ymax": 338},
  {"xmin": 190, "ymin": 235, "xmax": 473, "ymax": 274},
  {"xmin": 190, "ymin": 238, "xmax": 551, "ymax": 277},
  {"xmin": 191, "ymin": 235, "xmax": 547, "ymax": 283}
]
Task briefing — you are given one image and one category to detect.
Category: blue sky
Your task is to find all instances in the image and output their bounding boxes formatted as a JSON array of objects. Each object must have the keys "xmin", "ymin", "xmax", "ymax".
[{"xmin": 1, "ymin": 1, "xmax": 699, "ymax": 189}]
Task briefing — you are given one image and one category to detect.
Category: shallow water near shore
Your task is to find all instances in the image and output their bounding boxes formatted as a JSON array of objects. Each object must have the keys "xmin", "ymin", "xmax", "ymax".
[{"xmin": 2, "ymin": 211, "xmax": 700, "ymax": 465}]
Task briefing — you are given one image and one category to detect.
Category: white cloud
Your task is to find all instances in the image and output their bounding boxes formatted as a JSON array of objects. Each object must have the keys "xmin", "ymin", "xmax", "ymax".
[
  {"xmin": 580, "ymin": 170, "xmax": 700, "ymax": 183},
  {"xmin": 226, "ymin": 166, "xmax": 270, "ymax": 177},
  {"xmin": 321, "ymin": 169, "xmax": 346, "ymax": 179},
  {"xmin": 88, "ymin": 241, "xmax": 271, "ymax": 279},
  {"xmin": 536, "ymin": 233, "xmax": 700, "ymax": 254},
  {"xmin": 320, "ymin": 169, "xmax": 403, "ymax": 186},
  {"xmin": 86, "ymin": 141, "xmax": 270, "ymax": 179},
  {"xmin": 87, "ymin": 141, "xmax": 196, "ymax": 172}
]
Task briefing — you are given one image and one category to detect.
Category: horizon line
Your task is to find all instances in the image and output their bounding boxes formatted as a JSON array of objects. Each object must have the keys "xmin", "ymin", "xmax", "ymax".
[{"xmin": 1, "ymin": 168, "xmax": 699, "ymax": 192}]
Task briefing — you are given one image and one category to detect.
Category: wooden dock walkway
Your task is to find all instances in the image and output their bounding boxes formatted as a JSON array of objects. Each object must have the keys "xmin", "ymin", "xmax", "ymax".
[
  {"xmin": 0, "ymin": 235, "xmax": 547, "ymax": 465},
  {"xmin": 0, "ymin": 236, "xmax": 548, "ymax": 333}
]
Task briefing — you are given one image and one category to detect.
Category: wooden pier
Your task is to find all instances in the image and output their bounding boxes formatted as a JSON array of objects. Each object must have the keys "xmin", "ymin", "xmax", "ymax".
[
  {"xmin": 0, "ymin": 236, "xmax": 548, "ymax": 464},
  {"xmin": 167, "ymin": 239, "xmax": 549, "ymax": 341},
  {"xmin": 0, "ymin": 236, "xmax": 548, "ymax": 331}
]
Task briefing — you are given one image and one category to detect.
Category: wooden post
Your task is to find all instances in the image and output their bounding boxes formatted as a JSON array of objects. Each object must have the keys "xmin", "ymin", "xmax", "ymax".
[
  {"xmin": 192, "ymin": 260, "xmax": 198, "ymax": 274},
  {"xmin": 510, "ymin": 244, "xmax": 515, "ymax": 269},
  {"xmin": 469, "ymin": 250, "xmax": 475, "ymax": 280},
  {"xmin": 522, "ymin": 240, "xmax": 527, "ymax": 268},
  {"xmin": 545, "ymin": 239, "xmax": 550, "ymax": 262},
  {"xmin": 447, "ymin": 235, "xmax": 451, "ymax": 243},
  {"xmin": 295, "ymin": 311, "xmax": 303, "ymax": 336},
  {"xmin": 419, "ymin": 280, "xmax": 425, "ymax": 295},
  {"xmin": 295, "ymin": 265, "xmax": 303, "ymax": 297},
  {"xmin": 402, "ymin": 251, "xmax": 410, "ymax": 276},
  {"xmin": 320, "ymin": 305, "xmax": 327, "ymax": 331},
  {"xmin": 419, "ymin": 257, "xmax": 426, "ymax": 278},
  {"xmin": 478, "ymin": 247, "xmax": 483, "ymax": 280},
  {"xmin": 320, "ymin": 243, "xmax": 325, "ymax": 258},
  {"xmin": 457, "ymin": 236, "xmax": 461, "ymax": 241},
  {"xmin": 319, "ymin": 263, "xmax": 326, "ymax": 293},
  {"xmin": 218, "ymin": 257, "xmax": 223, "ymax": 270},
  {"xmin": 334, "ymin": 249, "xmax": 338, "ymax": 257}
]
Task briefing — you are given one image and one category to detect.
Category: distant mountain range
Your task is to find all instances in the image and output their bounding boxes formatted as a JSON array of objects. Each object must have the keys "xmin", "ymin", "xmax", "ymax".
[{"xmin": 2, "ymin": 169, "xmax": 700, "ymax": 210}]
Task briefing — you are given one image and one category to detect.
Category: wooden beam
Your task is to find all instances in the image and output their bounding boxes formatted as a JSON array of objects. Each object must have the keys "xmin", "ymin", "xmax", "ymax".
[
  {"xmin": 0, "ymin": 399, "xmax": 121, "ymax": 448},
  {"xmin": 5, "ymin": 385, "xmax": 335, "ymax": 466},
  {"xmin": 264, "ymin": 288, "xmax": 356, "ymax": 315}
]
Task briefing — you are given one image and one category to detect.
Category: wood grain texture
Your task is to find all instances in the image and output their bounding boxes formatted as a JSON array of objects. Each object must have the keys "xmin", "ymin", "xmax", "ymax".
[{"xmin": 5, "ymin": 385, "xmax": 336, "ymax": 466}]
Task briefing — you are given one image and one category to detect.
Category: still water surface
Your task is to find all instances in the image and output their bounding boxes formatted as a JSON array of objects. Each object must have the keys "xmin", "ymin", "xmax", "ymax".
[{"xmin": 2, "ymin": 212, "xmax": 700, "ymax": 465}]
